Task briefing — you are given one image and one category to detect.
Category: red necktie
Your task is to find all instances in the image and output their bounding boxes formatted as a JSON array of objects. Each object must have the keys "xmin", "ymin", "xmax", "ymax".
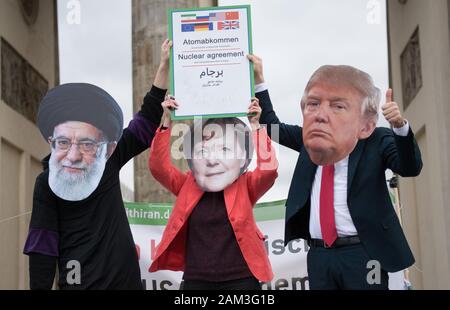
[{"xmin": 320, "ymin": 165, "xmax": 337, "ymax": 247}]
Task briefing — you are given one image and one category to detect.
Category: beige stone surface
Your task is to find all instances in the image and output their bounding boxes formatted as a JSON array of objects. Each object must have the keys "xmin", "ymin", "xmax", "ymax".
[
  {"xmin": 388, "ymin": 0, "xmax": 450, "ymax": 289},
  {"xmin": 0, "ymin": 0, "xmax": 58, "ymax": 289}
]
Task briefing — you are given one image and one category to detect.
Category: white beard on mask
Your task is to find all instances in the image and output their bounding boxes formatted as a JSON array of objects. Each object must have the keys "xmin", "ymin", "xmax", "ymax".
[{"xmin": 48, "ymin": 144, "xmax": 108, "ymax": 201}]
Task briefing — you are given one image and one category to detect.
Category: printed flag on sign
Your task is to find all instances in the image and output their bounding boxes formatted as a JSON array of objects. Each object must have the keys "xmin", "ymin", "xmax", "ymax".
[
  {"xmin": 181, "ymin": 14, "xmax": 210, "ymax": 23},
  {"xmin": 180, "ymin": 11, "xmax": 240, "ymax": 32},
  {"xmin": 209, "ymin": 11, "xmax": 239, "ymax": 21},
  {"xmin": 208, "ymin": 12, "xmax": 226, "ymax": 21},
  {"xmin": 181, "ymin": 22, "xmax": 213, "ymax": 32},
  {"xmin": 217, "ymin": 20, "xmax": 240, "ymax": 30},
  {"xmin": 181, "ymin": 13, "xmax": 214, "ymax": 32}
]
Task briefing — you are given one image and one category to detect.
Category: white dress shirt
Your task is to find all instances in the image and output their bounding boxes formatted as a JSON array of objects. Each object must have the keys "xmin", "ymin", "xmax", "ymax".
[{"xmin": 309, "ymin": 156, "xmax": 358, "ymax": 238}]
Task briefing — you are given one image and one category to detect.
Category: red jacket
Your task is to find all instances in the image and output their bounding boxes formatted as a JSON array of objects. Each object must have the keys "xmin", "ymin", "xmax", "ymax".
[{"xmin": 148, "ymin": 127, "xmax": 278, "ymax": 282}]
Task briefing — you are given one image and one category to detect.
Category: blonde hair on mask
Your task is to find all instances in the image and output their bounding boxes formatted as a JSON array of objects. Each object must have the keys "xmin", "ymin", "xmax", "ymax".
[{"xmin": 300, "ymin": 65, "xmax": 381, "ymax": 124}]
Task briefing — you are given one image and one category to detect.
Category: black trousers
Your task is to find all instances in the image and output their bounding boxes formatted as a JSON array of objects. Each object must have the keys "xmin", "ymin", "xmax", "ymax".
[
  {"xmin": 307, "ymin": 243, "xmax": 389, "ymax": 290},
  {"xmin": 181, "ymin": 277, "xmax": 262, "ymax": 290}
]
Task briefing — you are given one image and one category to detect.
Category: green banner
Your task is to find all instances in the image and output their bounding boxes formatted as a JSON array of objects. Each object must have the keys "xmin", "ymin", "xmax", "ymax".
[{"xmin": 125, "ymin": 199, "xmax": 286, "ymax": 226}]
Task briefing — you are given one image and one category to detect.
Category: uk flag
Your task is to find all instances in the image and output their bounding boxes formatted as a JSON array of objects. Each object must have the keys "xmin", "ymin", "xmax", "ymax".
[{"xmin": 217, "ymin": 20, "xmax": 239, "ymax": 30}]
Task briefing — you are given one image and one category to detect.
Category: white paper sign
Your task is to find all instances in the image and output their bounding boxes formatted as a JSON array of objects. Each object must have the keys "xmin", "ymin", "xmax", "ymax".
[{"xmin": 169, "ymin": 6, "xmax": 253, "ymax": 119}]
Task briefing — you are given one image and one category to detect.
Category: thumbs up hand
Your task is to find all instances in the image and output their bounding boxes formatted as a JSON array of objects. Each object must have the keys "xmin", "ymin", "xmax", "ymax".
[{"xmin": 382, "ymin": 89, "xmax": 406, "ymax": 128}]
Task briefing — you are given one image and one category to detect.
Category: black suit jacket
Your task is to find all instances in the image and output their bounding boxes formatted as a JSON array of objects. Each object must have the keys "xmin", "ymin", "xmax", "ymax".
[{"xmin": 257, "ymin": 89, "xmax": 423, "ymax": 272}]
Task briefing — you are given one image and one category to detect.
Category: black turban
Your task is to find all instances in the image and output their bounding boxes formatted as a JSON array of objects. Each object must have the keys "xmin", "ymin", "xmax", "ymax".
[{"xmin": 37, "ymin": 83, "xmax": 123, "ymax": 142}]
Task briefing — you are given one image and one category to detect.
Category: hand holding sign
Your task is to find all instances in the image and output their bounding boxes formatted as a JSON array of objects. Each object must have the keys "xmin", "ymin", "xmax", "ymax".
[
  {"xmin": 161, "ymin": 95, "xmax": 179, "ymax": 127},
  {"xmin": 160, "ymin": 39, "xmax": 173, "ymax": 67},
  {"xmin": 247, "ymin": 98, "xmax": 262, "ymax": 130},
  {"xmin": 247, "ymin": 54, "xmax": 264, "ymax": 84}
]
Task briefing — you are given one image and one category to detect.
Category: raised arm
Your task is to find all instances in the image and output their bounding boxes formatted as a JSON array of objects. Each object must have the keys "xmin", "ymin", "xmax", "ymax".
[
  {"xmin": 380, "ymin": 89, "xmax": 422, "ymax": 176},
  {"xmin": 248, "ymin": 54, "xmax": 303, "ymax": 152},
  {"xmin": 112, "ymin": 40, "xmax": 173, "ymax": 167},
  {"xmin": 246, "ymin": 98, "xmax": 279, "ymax": 204},
  {"xmin": 148, "ymin": 97, "xmax": 188, "ymax": 196},
  {"xmin": 153, "ymin": 40, "xmax": 172, "ymax": 90}
]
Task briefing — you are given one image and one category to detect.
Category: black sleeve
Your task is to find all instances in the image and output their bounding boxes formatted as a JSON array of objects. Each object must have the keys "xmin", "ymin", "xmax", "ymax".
[
  {"xmin": 110, "ymin": 85, "xmax": 166, "ymax": 168},
  {"xmin": 256, "ymin": 89, "xmax": 304, "ymax": 152},
  {"xmin": 379, "ymin": 127, "xmax": 423, "ymax": 177},
  {"xmin": 29, "ymin": 254, "xmax": 57, "ymax": 290},
  {"xmin": 139, "ymin": 85, "xmax": 166, "ymax": 124},
  {"xmin": 24, "ymin": 173, "xmax": 59, "ymax": 289}
]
